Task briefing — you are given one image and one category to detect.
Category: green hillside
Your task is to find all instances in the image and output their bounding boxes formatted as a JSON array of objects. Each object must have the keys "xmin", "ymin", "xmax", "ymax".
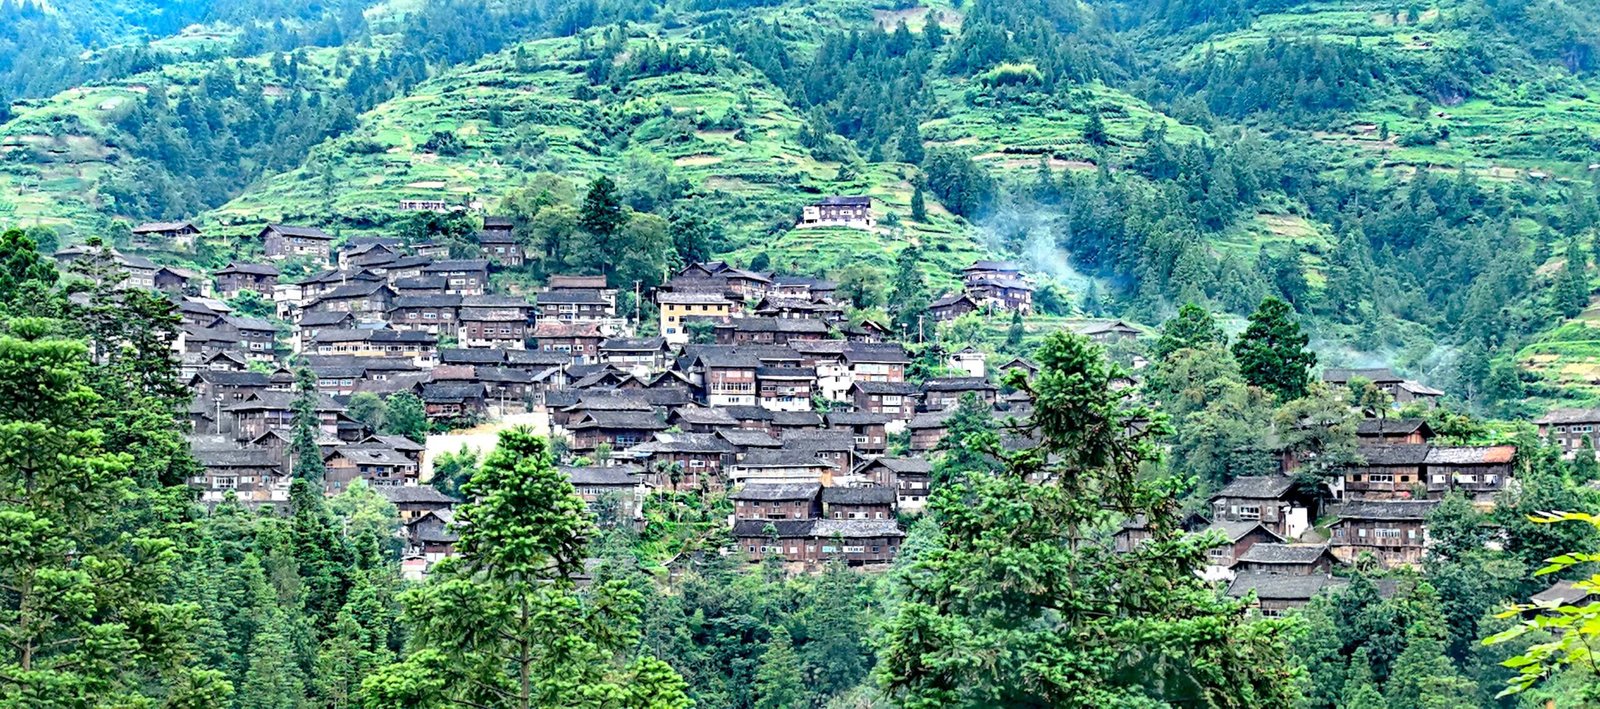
[{"xmin": 4, "ymin": 0, "xmax": 1600, "ymax": 408}]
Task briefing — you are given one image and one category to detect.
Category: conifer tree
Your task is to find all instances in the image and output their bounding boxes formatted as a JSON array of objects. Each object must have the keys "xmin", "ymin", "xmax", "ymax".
[
  {"xmin": 880, "ymin": 333, "xmax": 1301, "ymax": 706},
  {"xmin": 1152, "ymin": 301, "xmax": 1227, "ymax": 361},
  {"xmin": 753, "ymin": 626, "xmax": 806, "ymax": 709},
  {"xmin": 1232, "ymin": 295, "xmax": 1316, "ymax": 400},
  {"xmin": 1341, "ymin": 647, "xmax": 1387, "ymax": 709},
  {"xmin": 910, "ymin": 185, "xmax": 927, "ymax": 222},
  {"xmin": 360, "ymin": 428, "xmax": 690, "ymax": 708}
]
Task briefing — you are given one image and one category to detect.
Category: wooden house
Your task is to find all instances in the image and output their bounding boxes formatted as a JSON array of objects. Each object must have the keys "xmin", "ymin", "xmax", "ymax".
[
  {"xmin": 1209, "ymin": 476, "xmax": 1310, "ymax": 540},
  {"xmin": 375, "ymin": 485, "xmax": 457, "ymax": 524},
  {"xmin": 855, "ymin": 457, "xmax": 932, "ymax": 513},
  {"xmin": 1232, "ymin": 543, "xmax": 1339, "ymax": 576},
  {"xmin": 1200, "ymin": 521, "xmax": 1285, "ymax": 581},
  {"xmin": 1356, "ymin": 418, "xmax": 1434, "ymax": 445},
  {"xmin": 1227, "ymin": 573, "xmax": 1348, "ymax": 617},
  {"xmin": 821, "ymin": 485, "xmax": 896, "ymax": 520},
  {"xmin": 852, "ymin": 381, "xmax": 919, "ymax": 421},
  {"xmin": 799, "ymin": 196, "xmax": 873, "ymax": 229},
  {"xmin": 1534, "ymin": 408, "xmax": 1600, "ymax": 455},
  {"xmin": 928, "ymin": 292, "xmax": 980, "ymax": 322},
  {"xmin": 1328, "ymin": 500, "xmax": 1439, "ymax": 567},
  {"xmin": 132, "ymin": 220, "xmax": 201, "ymax": 249},
  {"xmin": 259, "ymin": 224, "xmax": 334, "ymax": 261},
  {"xmin": 731, "ymin": 482, "xmax": 821, "ymax": 521},
  {"xmin": 423, "ymin": 259, "xmax": 491, "ymax": 296}
]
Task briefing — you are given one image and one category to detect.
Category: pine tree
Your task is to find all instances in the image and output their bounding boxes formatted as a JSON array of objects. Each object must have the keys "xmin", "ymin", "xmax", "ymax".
[
  {"xmin": 890, "ymin": 243, "xmax": 930, "ymax": 339},
  {"xmin": 1341, "ymin": 647, "xmax": 1387, "ymax": 709},
  {"xmin": 799, "ymin": 560, "xmax": 869, "ymax": 700},
  {"xmin": 239, "ymin": 605, "xmax": 306, "ymax": 709},
  {"xmin": 1383, "ymin": 584, "xmax": 1476, "ymax": 709},
  {"xmin": 0, "ymin": 318, "xmax": 225, "ymax": 702},
  {"xmin": 1232, "ymin": 296, "xmax": 1316, "ymax": 400},
  {"xmin": 361, "ymin": 429, "xmax": 689, "ymax": 708},
  {"xmin": 291, "ymin": 368, "xmax": 325, "ymax": 484},
  {"xmin": 289, "ymin": 368, "xmax": 351, "ymax": 631},
  {"xmin": 1005, "ymin": 309, "xmax": 1024, "ymax": 352},
  {"xmin": 1152, "ymin": 301, "xmax": 1227, "ymax": 361},
  {"xmin": 910, "ymin": 185, "xmax": 928, "ymax": 222},
  {"xmin": 879, "ymin": 333, "xmax": 1301, "ymax": 706},
  {"xmin": 1083, "ymin": 108, "xmax": 1108, "ymax": 146},
  {"xmin": 753, "ymin": 626, "xmax": 807, "ymax": 709}
]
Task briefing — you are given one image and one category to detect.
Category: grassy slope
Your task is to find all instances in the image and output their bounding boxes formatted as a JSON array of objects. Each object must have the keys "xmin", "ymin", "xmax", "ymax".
[
  {"xmin": 0, "ymin": 40, "xmax": 386, "ymax": 233},
  {"xmin": 1162, "ymin": 0, "xmax": 1600, "ymax": 399}
]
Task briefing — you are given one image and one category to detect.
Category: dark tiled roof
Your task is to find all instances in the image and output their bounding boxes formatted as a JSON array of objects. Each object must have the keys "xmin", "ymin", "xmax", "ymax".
[
  {"xmin": 1213, "ymin": 476, "xmax": 1296, "ymax": 500},
  {"xmin": 842, "ymin": 343, "xmax": 910, "ymax": 364},
  {"xmin": 540, "ymin": 289, "xmax": 609, "ymax": 304},
  {"xmin": 856, "ymin": 457, "xmax": 931, "ymax": 475},
  {"xmin": 732, "ymin": 519, "xmax": 814, "ymax": 538},
  {"xmin": 1356, "ymin": 445, "xmax": 1431, "ymax": 466},
  {"xmin": 1236, "ymin": 543, "xmax": 1332, "ymax": 565},
  {"xmin": 1535, "ymin": 408, "xmax": 1600, "ymax": 426},
  {"xmin": 811, "ymin": 519, "xmax": 904, "ymax": 538},
  {"xmin": 821, "ymin": 486, "xmax": 896, "ymax": 505},
  {"xmin": 440, "ymin": 348, "xmax": 506, "ymax": 365},
  {"xmin": 730, "ymin": 482, "xmax": 820, "ymax": 501},
  {"xmin": 569, "ymin": 411, "xmax": 666, "ymax": 430},
  {"xmin": 374, "ymin": 485, "xmax": 455, "ymax": 505},
  {"xmin": 264, "ymin": 224, "xmax": 333, "ymax": 239},
  {"xmin": 216, "ymin": 262, "xmax": 278, "ymax": 276},
  {"xmin": 922, "ymin": 376, "xmax": 996, "ymax": 392},
  {"xmin": 826, "ymin": 412, "xmax": 891, "ymax": 426},
  {"xmin": 1226, "ymin": 572, "xmax": 1347, "ymax": 601},
  {"xmin": 853, "ymin": 381, "xmax": 918, "ymax": 395},
  {"xmin": 560, "ymin": 466, "xmax": 638, "ymax": 486},
  {"xmin": 1332, "ymin": 500, "xmax": 1439, "ymax": 521},
  {"xmin": 420, "ymin": 382, "xmax": 487, "ymax": 403},
  {"xmin": 1322, "ymin": 367, "xmax": 1402, "ymax": 384},
  {"xmin": 738, "ymin": 450, "xmax": 837, "ymax": 468},
  {"xmin": 1356, "ymin": 418, "xmax": 1428, "ymax": 436}
]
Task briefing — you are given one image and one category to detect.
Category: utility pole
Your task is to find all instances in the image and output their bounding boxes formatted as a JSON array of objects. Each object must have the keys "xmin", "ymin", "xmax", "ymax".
[{"xmin": 634, "ymin": 279, "xmax": 642, "ymax": 333}]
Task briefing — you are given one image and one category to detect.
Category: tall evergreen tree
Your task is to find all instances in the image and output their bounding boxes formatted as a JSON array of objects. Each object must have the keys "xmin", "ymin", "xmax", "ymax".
[
  {"xmin": 879, "ymin": 332, "xmax": 1301, "ymax": 706},
  {"xmin": 361, "ymin": 428, "xmax": 690, "ymax": 708},
  {"xmin": 753, "ymin": 626, "xmax": 806, "ymax": 709},
  {"xmin": 1152, "ymin": 301, "xmax": 1227, "ymax": 361},
  {"xmin": 1232, "ymin": 296, "xmax": 1316, "ymax": 400}
]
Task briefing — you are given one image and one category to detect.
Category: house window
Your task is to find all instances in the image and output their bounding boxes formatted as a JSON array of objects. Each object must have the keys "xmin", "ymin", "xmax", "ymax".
[{"xmin": 1235, "ymin": 505, "xmax": 1261, "ymax": 520}]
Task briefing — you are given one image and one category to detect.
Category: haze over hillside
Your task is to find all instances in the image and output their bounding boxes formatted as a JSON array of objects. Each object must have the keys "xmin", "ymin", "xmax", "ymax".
[{"xmin": 4, "ymin": 0, "xmax": 1600, "ymax": 410}]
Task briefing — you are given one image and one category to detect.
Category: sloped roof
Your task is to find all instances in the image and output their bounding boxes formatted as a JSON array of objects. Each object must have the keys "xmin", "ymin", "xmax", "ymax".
[
  {"xmin": 1332, "ymin": 500, "xmax": 1439, "ymax": 521},
  {"xmin": 1202, "ymin": 520, "xmax": 1283, "ymax": 544},
  {"xmin": 263, "ymin": 224, "xmax": 332, "ymax": 239},
  {"xmin": 1227, "ymin": 572, "xmax": 1347, "ymax": 601},
  {"xmin": 1236, "ymin": 543, "xmax": 1333, "ymax": 565},
  {"xmin": 1535, "ymin": 408, "xmax": 1600, "ymax": 426},
  {"xmin": 731, "ymin": 519, "xmax": 814, "ymax": 538},
  {"xmin": 1322, "ymin": 367, "xmax": 1402, "ymax": 384},
  {"xmin": 1213, "ymin": 476, "xmax": 1296, "ymax": 500},
  {"xmin": 1424, "ymin": 445, "xmax": 1516, "ymax": 465},
  {"xmin": 922, "ymin": 376, "xmax": 996, "ymax": 392},
  {"xmin": 810, "ymin": 518, "xmax": 904, "ymax": 539},
  {"xmin": 821, "ymin": 486, "xmax": 896, "ymax": 505},
  {"xmin": 560, "ymin": 466, "xmax": 638, "ymax": 486},
  {"xmin": 853, "ymin": 381, "xmax": 918, "ymax": 395},
  {"xmin": 1356, "ymin": 418, "xmax": 1429, "ymax": 437},
  {"xmin": 1356, "ymin": 445, "xmax": 1431, "ymax": 466},
  {"xmin": 730, "ymin": 482, "xmax": 820, "ymax": 501}
]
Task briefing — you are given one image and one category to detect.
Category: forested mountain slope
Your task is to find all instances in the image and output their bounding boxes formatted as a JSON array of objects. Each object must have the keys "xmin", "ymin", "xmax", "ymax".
[{"xmin": 5, "ymin": 0, "xmax": 1600, "ymax": 410}]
